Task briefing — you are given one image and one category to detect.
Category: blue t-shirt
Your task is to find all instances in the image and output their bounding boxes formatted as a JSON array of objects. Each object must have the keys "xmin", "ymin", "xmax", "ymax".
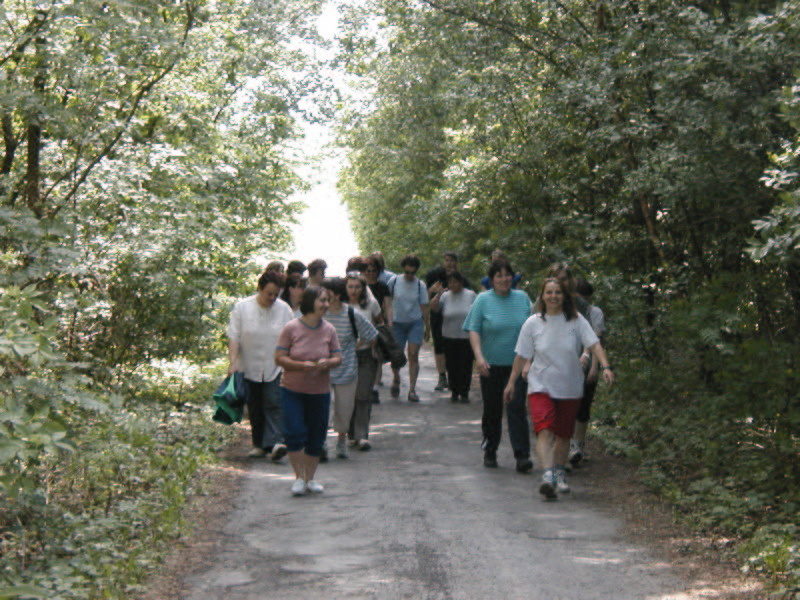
[
  {"xmin": 388, "ymin": 275, "xmax": 428, "ymax": 322},
  {"xmin": 462, "ymin": 289, "xmax": 532, "ymax": 366}
]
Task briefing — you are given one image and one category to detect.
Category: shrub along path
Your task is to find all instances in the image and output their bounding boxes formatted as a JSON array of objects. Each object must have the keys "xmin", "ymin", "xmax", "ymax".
[{"xmin": 139, "ymin": 347, "xmax": 762, "ymax": 600}]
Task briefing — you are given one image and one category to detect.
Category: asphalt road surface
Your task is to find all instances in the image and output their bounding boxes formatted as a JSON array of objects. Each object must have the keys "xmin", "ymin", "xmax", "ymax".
[{"xmin": 182, "ymin": 348, "xmax": 704, "ymax": 600}]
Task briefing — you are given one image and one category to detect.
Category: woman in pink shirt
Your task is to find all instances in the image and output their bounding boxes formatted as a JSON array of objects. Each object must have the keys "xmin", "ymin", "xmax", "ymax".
[{"xmin": 276, "ymin": 286, "xmax": 342, "ymax": 496}]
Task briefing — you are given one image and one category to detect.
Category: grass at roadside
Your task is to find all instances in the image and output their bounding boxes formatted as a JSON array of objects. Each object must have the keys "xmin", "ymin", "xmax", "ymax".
[{"xmin": 0, "ymin": 359, "xmax": 240, "ymax": 600}]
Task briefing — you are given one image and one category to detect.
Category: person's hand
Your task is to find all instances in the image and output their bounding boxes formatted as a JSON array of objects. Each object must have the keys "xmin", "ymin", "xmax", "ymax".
[
  {"xmin": 301, "ymin": 360, "xmax": 317, "ymax": 371},
  {"xmin": 476, "ymin": 358, "xmax": 490, "ymax": 378},
  {"xmin": 430, "ymin": 281, "xmax": 443, "ymax": 295},
  {"xmin": 588, "ymin": 365, "xmax": 599, "ymax": 383},
  {"xmin": 503, "ymin": 383, "xmax": 516, "ymax": 404},
  {"xmin": 580, "ymin": 353, "xmax": 590, "ymax": 369},
  {"xmin": 602, "ymin": 368, "xmax": 615, "ymax": 386},
  {"xmin": 316, "ymin": 358, "xmax": 331, "ymax": 371}
]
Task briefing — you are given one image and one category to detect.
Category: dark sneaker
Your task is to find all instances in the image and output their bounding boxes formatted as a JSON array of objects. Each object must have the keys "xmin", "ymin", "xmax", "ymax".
[
  {"xmin": 515, "ymin": 457, "xmax": 533, "ymax": 473},
  {"xmin": 451, "ymin": 392, "xmax": 459, "ymax": 403},
  {"xmin": 270, "ymin": 443, "xmax": 287, "ymax": 462},
  {"xmin": 390, "ymin": 382, "xmax": 400, "ymax": 398},
  {"xmin": 484, "ymin": 450, "xmax": 498, "ymax": 468},
  {"xmin": 434, "ymin": 374, "xmax": 448, "ymax": 391},
  {"xmin": 459, "ymin": 395, "xmax": 470, "ymax": 404},
  {"xmin": 408, "ymin": 390, "xmax": 419, "ymax": 403}
]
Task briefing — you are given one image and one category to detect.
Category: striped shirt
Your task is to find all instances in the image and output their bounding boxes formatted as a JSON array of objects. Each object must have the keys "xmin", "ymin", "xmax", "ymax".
[
  {"xmin": 462, "ymin": 289, "xmax": 532, "ymax": 366},
  {"xmin": 324, "ymin": 305, "xmax": 378, "ymax": 384}
]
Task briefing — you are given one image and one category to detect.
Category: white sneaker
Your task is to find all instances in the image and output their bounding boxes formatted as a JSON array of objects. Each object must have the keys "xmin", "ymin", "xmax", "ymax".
[
  {"xmin": 270, "ymin": 443, "xmax": 287, "ymax": 461},
  {"xmin": 291, "ymin": 479, "xmax": 307, "ymax": 496},
  {"xmin": 247, "ymin": 447, "xmax": 266, "ymax": 458},
  {"xmin": 336, "ymin": 438, "xmax": 348, "ymax": 459},
  {"xmin": 556, "ymin": 469, "xmax": 571, "ymax": 494},
  {"xmin": 306, "ymin": 480, "xmax": 324, "ymax": 494}
]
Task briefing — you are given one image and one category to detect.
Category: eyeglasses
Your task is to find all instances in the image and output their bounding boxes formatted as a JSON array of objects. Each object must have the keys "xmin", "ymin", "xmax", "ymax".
[{"xmin": 403, "ymin": 270, "xmax": 417, "ymax": 276}]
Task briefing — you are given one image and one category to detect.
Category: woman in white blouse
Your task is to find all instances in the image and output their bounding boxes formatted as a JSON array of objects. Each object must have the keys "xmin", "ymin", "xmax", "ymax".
[{"xmin": 227, "ymin": 270, "xmax": 295, "ymax": 460}]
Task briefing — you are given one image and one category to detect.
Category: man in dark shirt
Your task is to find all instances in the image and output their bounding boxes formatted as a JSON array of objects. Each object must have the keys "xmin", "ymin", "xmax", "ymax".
[{"xmin": 426, "ymin": 251, "xmax": 464, "ymax": 391}]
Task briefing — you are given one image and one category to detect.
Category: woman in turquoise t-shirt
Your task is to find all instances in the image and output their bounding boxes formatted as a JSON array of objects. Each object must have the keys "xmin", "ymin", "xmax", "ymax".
[{"xmin": 463, "ymin": 259, "xmax": 533, "ymax": 473}]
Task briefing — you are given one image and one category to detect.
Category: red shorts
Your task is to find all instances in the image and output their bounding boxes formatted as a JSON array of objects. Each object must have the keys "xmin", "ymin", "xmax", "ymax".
[{"xmin": 528, "ymin": 393, "xmax": 580, "ymax": 439}]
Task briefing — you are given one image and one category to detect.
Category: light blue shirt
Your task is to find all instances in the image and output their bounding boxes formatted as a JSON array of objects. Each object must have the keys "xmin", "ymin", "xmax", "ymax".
[
  {"xmin": 388, "ymin": 275, "xmax": 428, "ymax": 322},
  {"xmin": 462, "ymin": 289, "xmax": 532, "ymax": 366}
]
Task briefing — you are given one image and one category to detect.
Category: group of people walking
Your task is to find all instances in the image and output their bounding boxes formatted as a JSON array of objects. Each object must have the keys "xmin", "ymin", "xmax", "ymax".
[{"xmin": 226, "ymin": 251, "xmax": 613, "ymax": 500}]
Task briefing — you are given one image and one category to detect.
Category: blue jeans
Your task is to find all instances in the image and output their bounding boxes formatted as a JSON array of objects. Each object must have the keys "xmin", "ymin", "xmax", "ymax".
[
  {"xmin": 280, "ymin": 388, "xmax": 331, "ymax": 457},
  {"xmin": 393, "ymin": 319, "xmax": 424, "ymax": 349}
]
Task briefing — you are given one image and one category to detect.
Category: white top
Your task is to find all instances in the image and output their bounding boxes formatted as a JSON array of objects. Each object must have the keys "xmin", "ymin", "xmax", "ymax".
[
  {"xmin": 352, "ymin": 297, "xmax": 381, "ymax": 324},
  {"xmin": 227, "ymin": 296, "xmax": 294, "ymax": 382},
  {"xmin": 514, "ymin": 313, "xmax": 599, "ymax": 399},
  {"xmin": 440, "ymin": 289, "xmax": 477, "ymax": 339},
  {"xmin": 589, "ymin": 304, "xmax": 605, "ymax": 337}
]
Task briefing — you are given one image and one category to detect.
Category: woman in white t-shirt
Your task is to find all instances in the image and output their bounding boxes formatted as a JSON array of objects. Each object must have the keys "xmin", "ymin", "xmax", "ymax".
[
  {"xmin": 430, "ymin": 271, "xmax": 477, "ymax": 403},
  {"xmin": 503, "ymin": 277, "xmax": 614, "ymax": 500}
]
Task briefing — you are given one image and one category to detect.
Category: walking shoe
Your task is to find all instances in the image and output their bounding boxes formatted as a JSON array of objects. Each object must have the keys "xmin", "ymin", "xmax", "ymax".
[
  {"xmin": 434, "ymin": 374, "xmax": 448, "ymax": 391},
  {"xmin": 568, "ymin": 440, "xmax": 583, "ymax": 466},
  {"xmin": 459, "ymin": 394, "xmax": 470, "ymax": 404},
  {"xmin": 336, "ymin": 438, "xmax": 349, "ymax": 459},
  {"xmin": 356, "ymin": 439, "xmax": 372, "ymax": 451},
  {"xmin": 484, "ymin": 450, "xmax": 498, "ymax": 468},
  {"xmin": 371, "ymin": 390, "xmax": 380, "ymax": 404},
  {"xmin": 306, "ymin": 480, "xmax": 324, "ymax": 494},
  {"xmin": 451, "ymin": 392, "xmax": 459, "ymax": 403},
  {"xmin": 408, "ymin": 390, "xmax": 419, "ymax": 403},
  {"xmin": 291, "ymin": 479, "xmax": 307, "ymax": 496},
  {"xmin": 270, "ymin": 443, "xmax": 287, "ymax": 462},
  {"xmin": 390, "ymin": 381, "xmax": 401, "ymax": 398},
  {"xmin": 539, "ymin": 469, "xmax": 557, "ymax": 499},
  {"xmin": 515, "ymin": 457, "xmax": 534, "ymax": 474},
  {"xmin": 247, "ymin": 447, "xmax": 266, "ymax": 458},
  {"xmin": 556, "ymin": 468, "xmax": 571, "ymax": 494}
]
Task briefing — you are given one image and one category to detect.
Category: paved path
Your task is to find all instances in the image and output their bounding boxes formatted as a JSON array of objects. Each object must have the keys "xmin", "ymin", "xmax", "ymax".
[{"xmin": 182, "ymin": 348, "xmax": 703, "ymax": 600}]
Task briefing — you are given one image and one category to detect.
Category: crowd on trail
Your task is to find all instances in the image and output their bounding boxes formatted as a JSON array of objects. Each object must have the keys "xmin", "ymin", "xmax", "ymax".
[{"xmin": 226, "ymin": 250, "xmax": 613, "ymax": 500}]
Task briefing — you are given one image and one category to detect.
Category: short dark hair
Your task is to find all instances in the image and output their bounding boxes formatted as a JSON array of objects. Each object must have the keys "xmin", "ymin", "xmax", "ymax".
[
  {"xmin": 369, "ymin": 251, "xmax": 386, "ymax": 271},
  {"xmin": 265, "ymin": 261, "xmax": 284, "ymax": 273},
  {"xmin": 443, "ymin": 251, "xmax": 458, "ymax": 261},
  {"xmin": 576, "ymin": 279, "xmax": 593, "ymax": 298},
  {"xmin": 347, "ymin": 256, "xmax": 368, "ymax": 273},
  {"xmin": 287, "ymin": 260, "xmax": 306, "ymax": 276},
  {"xmin": 365, "ymin": 256, "xmax": 382, "ymax": 273},
  {"xmin": 447, "ymin": 270, "xmax": 466, "ymax": 285},
  {"xmin": 535, "ymin": 277, "xmax": 578, "ymax": 320},
  {"xmin": 299, "ymin": 285, "xmax": 326, "ymax": 315},
  {"xmin": 280, "ymin": 274, "xmax": 306, "ymax": 304},
  {"xmin": 308, "ymin": 259, "xmax": 327, "ymax": 276},
  {"xmin": 487, "ymin": 259, "xmax": 514, "ymax": 281},
  {"xmin": 322, "ymin": 277, "xmax": 347, "ymax": 302},
  {"xmin": 546, "ymin": 262, "xmax": 576, "ymax": 295},
  {"xmin": 258, "ymin": 270, "xmax": 282, "ymax": 290},
  {"xmin": 400, "ymin": 254, "xmax": 421, "ymax": 270}
]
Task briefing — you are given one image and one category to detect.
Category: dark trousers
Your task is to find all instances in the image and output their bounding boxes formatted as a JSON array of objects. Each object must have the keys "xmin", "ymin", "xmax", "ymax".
[
  {"xmin": 479, "ymin": 366, "xmax": 530, "ymax": 458},
  {"xmin": 576, "ymin": 379, "xmax": 598, "ymax": 423},
  {"xmin": 443, "ymin": 337, "xmax": 473, "ymax": 396},
  {"xmin": 349, "ymin": 348, "xmax": 380, "ymax": 440},
  {"xmin": 245, "ymin": 377, "xmax": 283, "ymax": 450}
]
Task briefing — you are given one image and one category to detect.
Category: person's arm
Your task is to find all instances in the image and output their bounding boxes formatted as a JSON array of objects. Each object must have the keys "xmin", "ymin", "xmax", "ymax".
[
  {"xmin": 228, "ymin": 339, "xmax": 240, "ymax": 375},
  {"xmin": 469, "ymin": 331, "xmax": 490, "ymax": 377},
  {"xmin": 275, "ymin": 348, "xmax": 316, "ymax": 372},
  {"xmin": 383, "ymin": 295, "xmax": 393, "ymax": 327},
  {"xmin": 589, "ymin": 342, "xmax": 614, "ymax": 385},
  {"xmin": 422, "ymin": 303, "xmax": 431, "ymax": 341},
  {"xmin": 503, "ymin": 355, "xmax": 531, "ymax": 403},
  {"xmin": 429, "ymin": 290, "xmax": 443, "ymax": 312}
]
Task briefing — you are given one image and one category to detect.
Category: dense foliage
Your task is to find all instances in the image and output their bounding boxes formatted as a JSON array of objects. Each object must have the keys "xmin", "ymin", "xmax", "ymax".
[
  {"xmin": 0, "ymin": 0, "xmax": 329, "ymax": 596},
  {"xmin": 338, "ymin": 0, "xmax": 800, "ymax": 591}
]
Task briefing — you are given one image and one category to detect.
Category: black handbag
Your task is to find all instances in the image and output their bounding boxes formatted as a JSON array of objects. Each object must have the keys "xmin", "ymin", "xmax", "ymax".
[{"xmin": 376, "ymin": 324, "xmax": 407, "ymax": 370}]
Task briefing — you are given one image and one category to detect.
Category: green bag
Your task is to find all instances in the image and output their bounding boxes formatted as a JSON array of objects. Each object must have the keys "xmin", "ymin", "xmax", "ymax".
[{"xmin": 212, "ymin": 372, "xmax": 247, "ymax": 425}]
